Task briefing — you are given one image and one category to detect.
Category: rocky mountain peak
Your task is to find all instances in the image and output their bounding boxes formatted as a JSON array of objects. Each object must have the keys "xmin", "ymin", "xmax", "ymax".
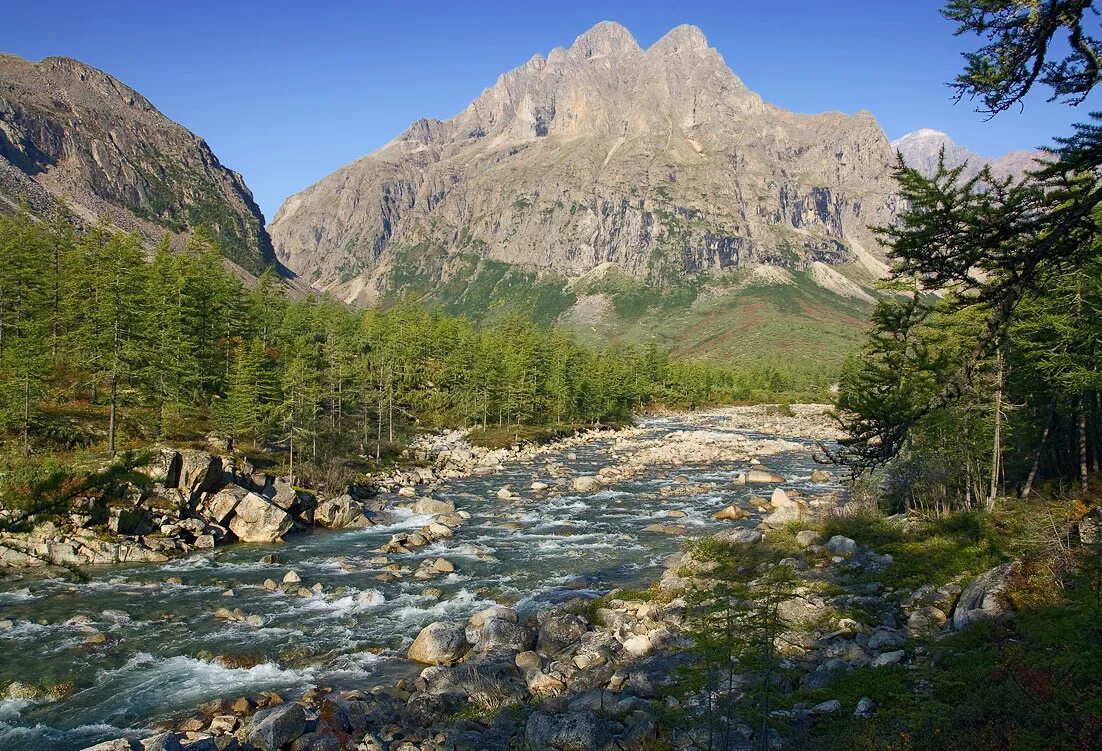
[
  {"xmin": 269, "ymin": 21, "xmax": 901, "ymax": 308},
  {"xmin": 891, "ymin": 128, "xmax": 1038, "ymax": 179},
  {"xmin": 569, "ymin": 21, "xmax": 642, "ymax": 58},
  {"xmin": 648, "ymin": 24, "xmax": 709, "ymax": 55}
]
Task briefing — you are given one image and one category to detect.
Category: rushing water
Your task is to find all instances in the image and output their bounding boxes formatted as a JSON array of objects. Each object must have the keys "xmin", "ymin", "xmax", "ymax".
[{"xmin": 0, "ymin": 414, "xmax": 839, "ymax": 750}]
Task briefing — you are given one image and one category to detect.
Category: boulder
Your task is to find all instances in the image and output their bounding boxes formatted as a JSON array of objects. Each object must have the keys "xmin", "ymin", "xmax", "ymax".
[
  {"xmin": 952, "ymin": 562, "xmax": 1014, "ymax": 630},
  {"xmin": 810, "ymin": 469, "xmax": 833, "ymax": 483},
  {"xmin": 796, "ymin": 530, "xmax": 821, "ymax": 548},
  {"xmin": 199, "ymin": 485, "xmax": 249, "ymax": 525},
  {"xmin": 762, "ymin": 504, "xmax": 803, "ymax": 529},
  {"xmin": 314, "ymin": 495, "xmax": 371, "ymax": 529},
  {"xmin": 407, "ymin": 621, "xmax": 471, "ymax": 665},
  {"xmin": 410, "ymin": 498, "xmax": 455, "ymax": 515},
  {"xmin": 746, "ymin": 466, "xmax": 785, "ymax": 484},
  {"xmin": 571, "ymin": 476, "xmax": 603, "ymax": 493},
  {"xmin": 770, "ymin": 488, "xmax": 794, "ymax": 507},
  {"xmin": 825, "ymin": 535, "xmax": 857, "ymax": 556},
  {"xmin": 537, "ymin": 613, "xmax": 589, "ymax": 655},
  {"xmin": 80, "ymin": 741, "xmax": 136, "ymax": 751},
  {"xmin": 269, "ymin": 477, "xmax": 298, "ymax": 511},
  {"xmin": 641, "ymin": 523, "xmax": 686, "ymax": 535},
  {"xmin": 872, "ymin": 650, "xmax": 906, "ymax": 667},
  {"xmin": 178, "ymin": 450, "xmax": 224, "ymax": 500},
  {"xmin": 227, "ymin": 493, "xmax": 293, "ymax": 543},
  {"xmin": 713, "ymin": 505, "xmax": 750, "ymax": 521},
  {"xmin": 525, "ymin": 710, "xmax": 612, "ymax": 751},
  {"xmin": 247, "ymin": 702, "xmax": 306, "ymax": 751}
]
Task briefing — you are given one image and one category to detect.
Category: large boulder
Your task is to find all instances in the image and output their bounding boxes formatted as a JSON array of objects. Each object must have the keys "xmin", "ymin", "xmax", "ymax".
[
  {"xmin": 537, "ymin": 613, "xmax": 589, "ymax": 655},
  {"xmin": 177, "ymin": 450, "xmax": 224, "ymax": 500},
  {"xmin": 247, "ymin": 703, "xmax": 306, "ymax": 751},
  {"xmin": 227, "ymin": 493, "xmax": 293, "ymax": 543},
  {"xmin": 410, "ymin": 498, "xmax": 455, "ymax": 515},
  {"xmin": 314, "ymin": 495, "xmax": 372, "ymax": 529},
  {"xmin": 197, "ymin": 485, "xmax": 249, "ymax": 525},
  {"xmin": 746, "ymin": 466, "xmax": 785, "ymax": 484},
  {"xmin": 407, "ymin": 621, "xmax": 471, "ymax": 665},
  {"xmin": 525, "ymin": 710, "xmax": 613, "ymax": 751},
  {"xmin": 571, "ymin": 476, "xmax": 603, "ymax": 493},
  {"xmin": 466, "ymin": 607, "xmax": 535, "ymax": 654},
  {"xmin": 952, "ymin": 562, "xmax": 1015, "ymax": 630}
]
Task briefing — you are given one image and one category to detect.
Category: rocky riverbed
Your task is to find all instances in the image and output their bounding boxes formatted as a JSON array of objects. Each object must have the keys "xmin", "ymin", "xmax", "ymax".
[{"xmin": 0, "ymin": 405, "xmax": 1010, "ymax": 751}]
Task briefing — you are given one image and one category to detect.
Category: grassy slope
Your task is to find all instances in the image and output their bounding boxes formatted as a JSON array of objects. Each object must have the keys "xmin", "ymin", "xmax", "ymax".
[{"xmin": 385, "ymin": 250, "xmax": 872, "ymax": 370}]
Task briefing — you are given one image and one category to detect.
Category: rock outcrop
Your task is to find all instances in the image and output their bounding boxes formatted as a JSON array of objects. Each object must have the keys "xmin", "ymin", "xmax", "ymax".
[
  {"xmin": 0, "ymin": 53, "xmax": 277, "ymax": 274},
  {"xmin": 270, "ymin": 21, "xmax": 900, "ymax": 305}
]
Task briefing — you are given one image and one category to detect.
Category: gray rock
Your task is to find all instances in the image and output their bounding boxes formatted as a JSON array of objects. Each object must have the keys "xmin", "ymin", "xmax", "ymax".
[
  {"xmin": 811, "ymin": 699, "xmax": 842, "ymax": 715},
  {"xmin": 525, "ymin": 710, "xmax": 613, "ymax": 751},
  {"xmin": 825, "ymin": 535, "xmax": 857, "ymax": 555},
  {"xmin": 247, "ymin": 702, "xmax": 306, "ymax": 751},
  {"xmin": 80, "ymin": 741, "xmax": 137, "ymax": 751},
  {"xmin": 227, "ymin": 492, "xmax": 293, "ymax": 543},
  {"xmin": 872, "ymin": 649, "xmax": 906, "ymax": 667},
  {"xmin": 314, "ymin": 495, "xmax": 371, "ymax": 529},
  {"xmin": 407, "ymin": 620, "xmax": 471, "ymax": 665},
  {"xmin": 952, "ymin": 562, "xmax": 1014, "ymax": 630},
  {"xmin": 855, "ymin": 696, "xmax": 876, "ymax": 718},
  {"xmin": 537, "ymin": 613, "xmax": 589, "ymax": 655}
]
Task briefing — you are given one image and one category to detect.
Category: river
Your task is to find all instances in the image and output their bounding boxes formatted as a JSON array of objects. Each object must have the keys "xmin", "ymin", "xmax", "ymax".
[{"xmin": 0, "ymin": 411, "xmax": 839, "ymax": 750}]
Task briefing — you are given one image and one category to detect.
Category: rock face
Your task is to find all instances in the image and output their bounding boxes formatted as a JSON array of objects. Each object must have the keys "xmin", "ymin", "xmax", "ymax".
[
  {"xmin": 270, "ymin": 21, "xmax": 899, "ymax": 304},
  {"xmin": 891, "ymin": 128, "xmax": 1039, "ymax": 181},
  {"xmin": 227, "ymin": 493, "xmax": 294, "ymax": 543},
  {"xmin": 0, "ymin": 54, "xmax": 276, "ymax": 273}
]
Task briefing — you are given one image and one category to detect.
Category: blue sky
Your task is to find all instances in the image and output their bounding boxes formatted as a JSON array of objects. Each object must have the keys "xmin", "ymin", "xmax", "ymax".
[{"xmin": 3, "ymin": 1, "xmax": 1093, "ymax": 220}]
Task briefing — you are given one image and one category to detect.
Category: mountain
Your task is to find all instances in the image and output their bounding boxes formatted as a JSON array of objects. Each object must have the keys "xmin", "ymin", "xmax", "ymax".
[
  {"xmin": 890, "ymin": 128, "xmax": 1039, "ymax": 180},
  {"xmin": 0, "ymin": 53, "xmax": 276, "ymax": 274},
  {"xmin": 269, "ymin": 21, "xmax": 902, "ymax": 364}
]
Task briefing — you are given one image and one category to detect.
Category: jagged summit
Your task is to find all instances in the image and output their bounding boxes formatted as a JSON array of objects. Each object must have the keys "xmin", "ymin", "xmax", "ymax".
[
  {"xmin": 270, "ymin": 21, "xmax": 899, "ymax": 307},
  {"xmin": 570, "ymin": 20, "xmax": 641, "ymax": 56},
  {"xmin": 649, "ymin": 24, "xmax": 709, "ymax": 54}
]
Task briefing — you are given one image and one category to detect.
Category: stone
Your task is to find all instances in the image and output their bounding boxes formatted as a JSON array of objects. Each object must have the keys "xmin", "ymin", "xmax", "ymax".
[
  {"xmin": 571, "ymin": 476, "xmax": 603, "ymax": 493},
  {"xmin": 516, "ymin": 651, "xmax": 542, "ymax": 671},
  {"xmin": 811, "ymin": 700, "xmax": 842, "ymax": 715},
  {"xmin": 713, "ymin": 505, "xmax": 750, "ymax": 521},
  {"xmin": 810, "ymin": 469, "xmax": 833, "ymax": 483},
  {"xmin": 314, "ymin": 495, "xmax": 371, "ymax": 529},
  {"xmin": 762, "ymin": 503, "xmax": 803, "ymax": 529},
  {"xmin": 199, "ymin": 486, "xmax": 248, "ymax": 525},
  {"xmin": 796, "ymin": 529, "xmax": 821, "ymax": 548},
  {"xmin": 746, "ymin": 466, "xmax": 785, "ymax": 484},
  {"xmin": 825, "ymin": 535, "xmax": 857, "ymax": 555},
  {"xmin": 410, "ymin": 498, "xmax": 454, "ymax": 515},
  {"xmin": 524, "ymin": 710, "xmax": 611, "ymax": 751},
  {"xmin": 537, "ymin": 613, "xmax": 589, "ymax": 655},
  {"xmin": 407, "ymin": 621, "xmax": 471, "ymax": 665},
  {"xmin": 247, "ymin": 702, "xmax": 307, "ymax": 751},
  {"xmin": 138, "ymin": 733, "xmax": 183, "ymax": 751},
  {"xmin": 283, "ymin": 570, "xmax": 301, "ymax": 584},
  {"xmin": 872, "ymin": 650, "xmax": 906, "ymax": 667},
  {"xmin": 855, "ymin": 696, "xmax": 876, "ymax": 718},
  {"xmin": 952, "ymin": 562, "xmax": 1015, "ymax": 630},
  {"xmin": 227, "ymin": 493, "xmax": 293, "ymax": 543},
  {"xmin": 531, "ymin": 481, "xmax": 549, "ymax": 491},
  {"xmin": 716, "ymin": 528, "xmax": 763, "ymax": 544},
  {"xmin": 178, "ymin": 450, "xmax": 225, "ymax": 500},
  {"xmin": 80, "ymin": 741, "xmax": 136, "ymax": 751},
  {"xmin": 641, "ymin": 523, "xmax": 686, "ymax": 535}
]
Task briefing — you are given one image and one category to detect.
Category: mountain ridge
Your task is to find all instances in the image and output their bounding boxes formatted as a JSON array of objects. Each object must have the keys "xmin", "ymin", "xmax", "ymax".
[
  {"xmin": 0, "ymin": 52, "xmax": 279, "ymax": 275},
  {"xmin": 269, "ymin": 21, "xmax": 900, "ymax": 311}
]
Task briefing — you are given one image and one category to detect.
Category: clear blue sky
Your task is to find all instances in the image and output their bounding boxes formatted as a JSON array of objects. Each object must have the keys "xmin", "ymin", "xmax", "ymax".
[{"xmin": 3, "ymin": 0, "xmax": 1092, "ymax": 221}]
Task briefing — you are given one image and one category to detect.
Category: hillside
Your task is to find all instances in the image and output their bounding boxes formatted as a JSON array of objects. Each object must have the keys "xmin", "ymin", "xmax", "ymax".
[{"xmin": 0, "ymin": 53, "xmax": 277, "ymax": 274}]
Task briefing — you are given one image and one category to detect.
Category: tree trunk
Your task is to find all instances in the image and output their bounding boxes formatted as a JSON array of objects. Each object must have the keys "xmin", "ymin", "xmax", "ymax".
[
  {"xmin": 986, "ymin": 349, "xmax": 1003, "ymax": 512},
  {"xmin": 1080, "ymin": 397, "xmax": 1090, "ymax": 494},
  {"xmin": 1023, "ymin": 397, "xmax": 1057, "ymax": 498},
  {"xmin": 23, "ymin": 374, "xmax": 31, "ymax": 457}
]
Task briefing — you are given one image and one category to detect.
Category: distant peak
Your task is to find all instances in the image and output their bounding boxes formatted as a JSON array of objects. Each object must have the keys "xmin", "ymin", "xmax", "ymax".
[
  {"xmin": 893, "ymin": 128, "xmax": 952, "ymax": 144},
  {"xmin": 649, "ymin": 24, "xmax": 709, "ymax": 54},
  {"xmin": 571, "ymin": 21, "xmax": 641, "ymax": 57}
]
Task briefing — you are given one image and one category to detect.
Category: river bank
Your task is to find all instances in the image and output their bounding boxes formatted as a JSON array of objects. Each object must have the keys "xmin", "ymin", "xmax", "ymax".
[{"xmin": 1, "ymin": 405, "xmax": 874, "ymax": 750}]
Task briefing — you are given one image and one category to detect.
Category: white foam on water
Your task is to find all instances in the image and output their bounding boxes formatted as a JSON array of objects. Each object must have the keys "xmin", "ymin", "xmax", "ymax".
[
  {"xmin": 295, "ymin": 588, "xmax": 385, "ymax": 616},
  {"xmin": 65, "ymin": 652, "xmax": 315, "ymax": 725},
  {"xmin": 0, "ymin": 587, "xmax": 34, "ymax": 602},
  {"xmin": 389, "ymin": 588, "xmax": 496, "ymax": 625}
]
